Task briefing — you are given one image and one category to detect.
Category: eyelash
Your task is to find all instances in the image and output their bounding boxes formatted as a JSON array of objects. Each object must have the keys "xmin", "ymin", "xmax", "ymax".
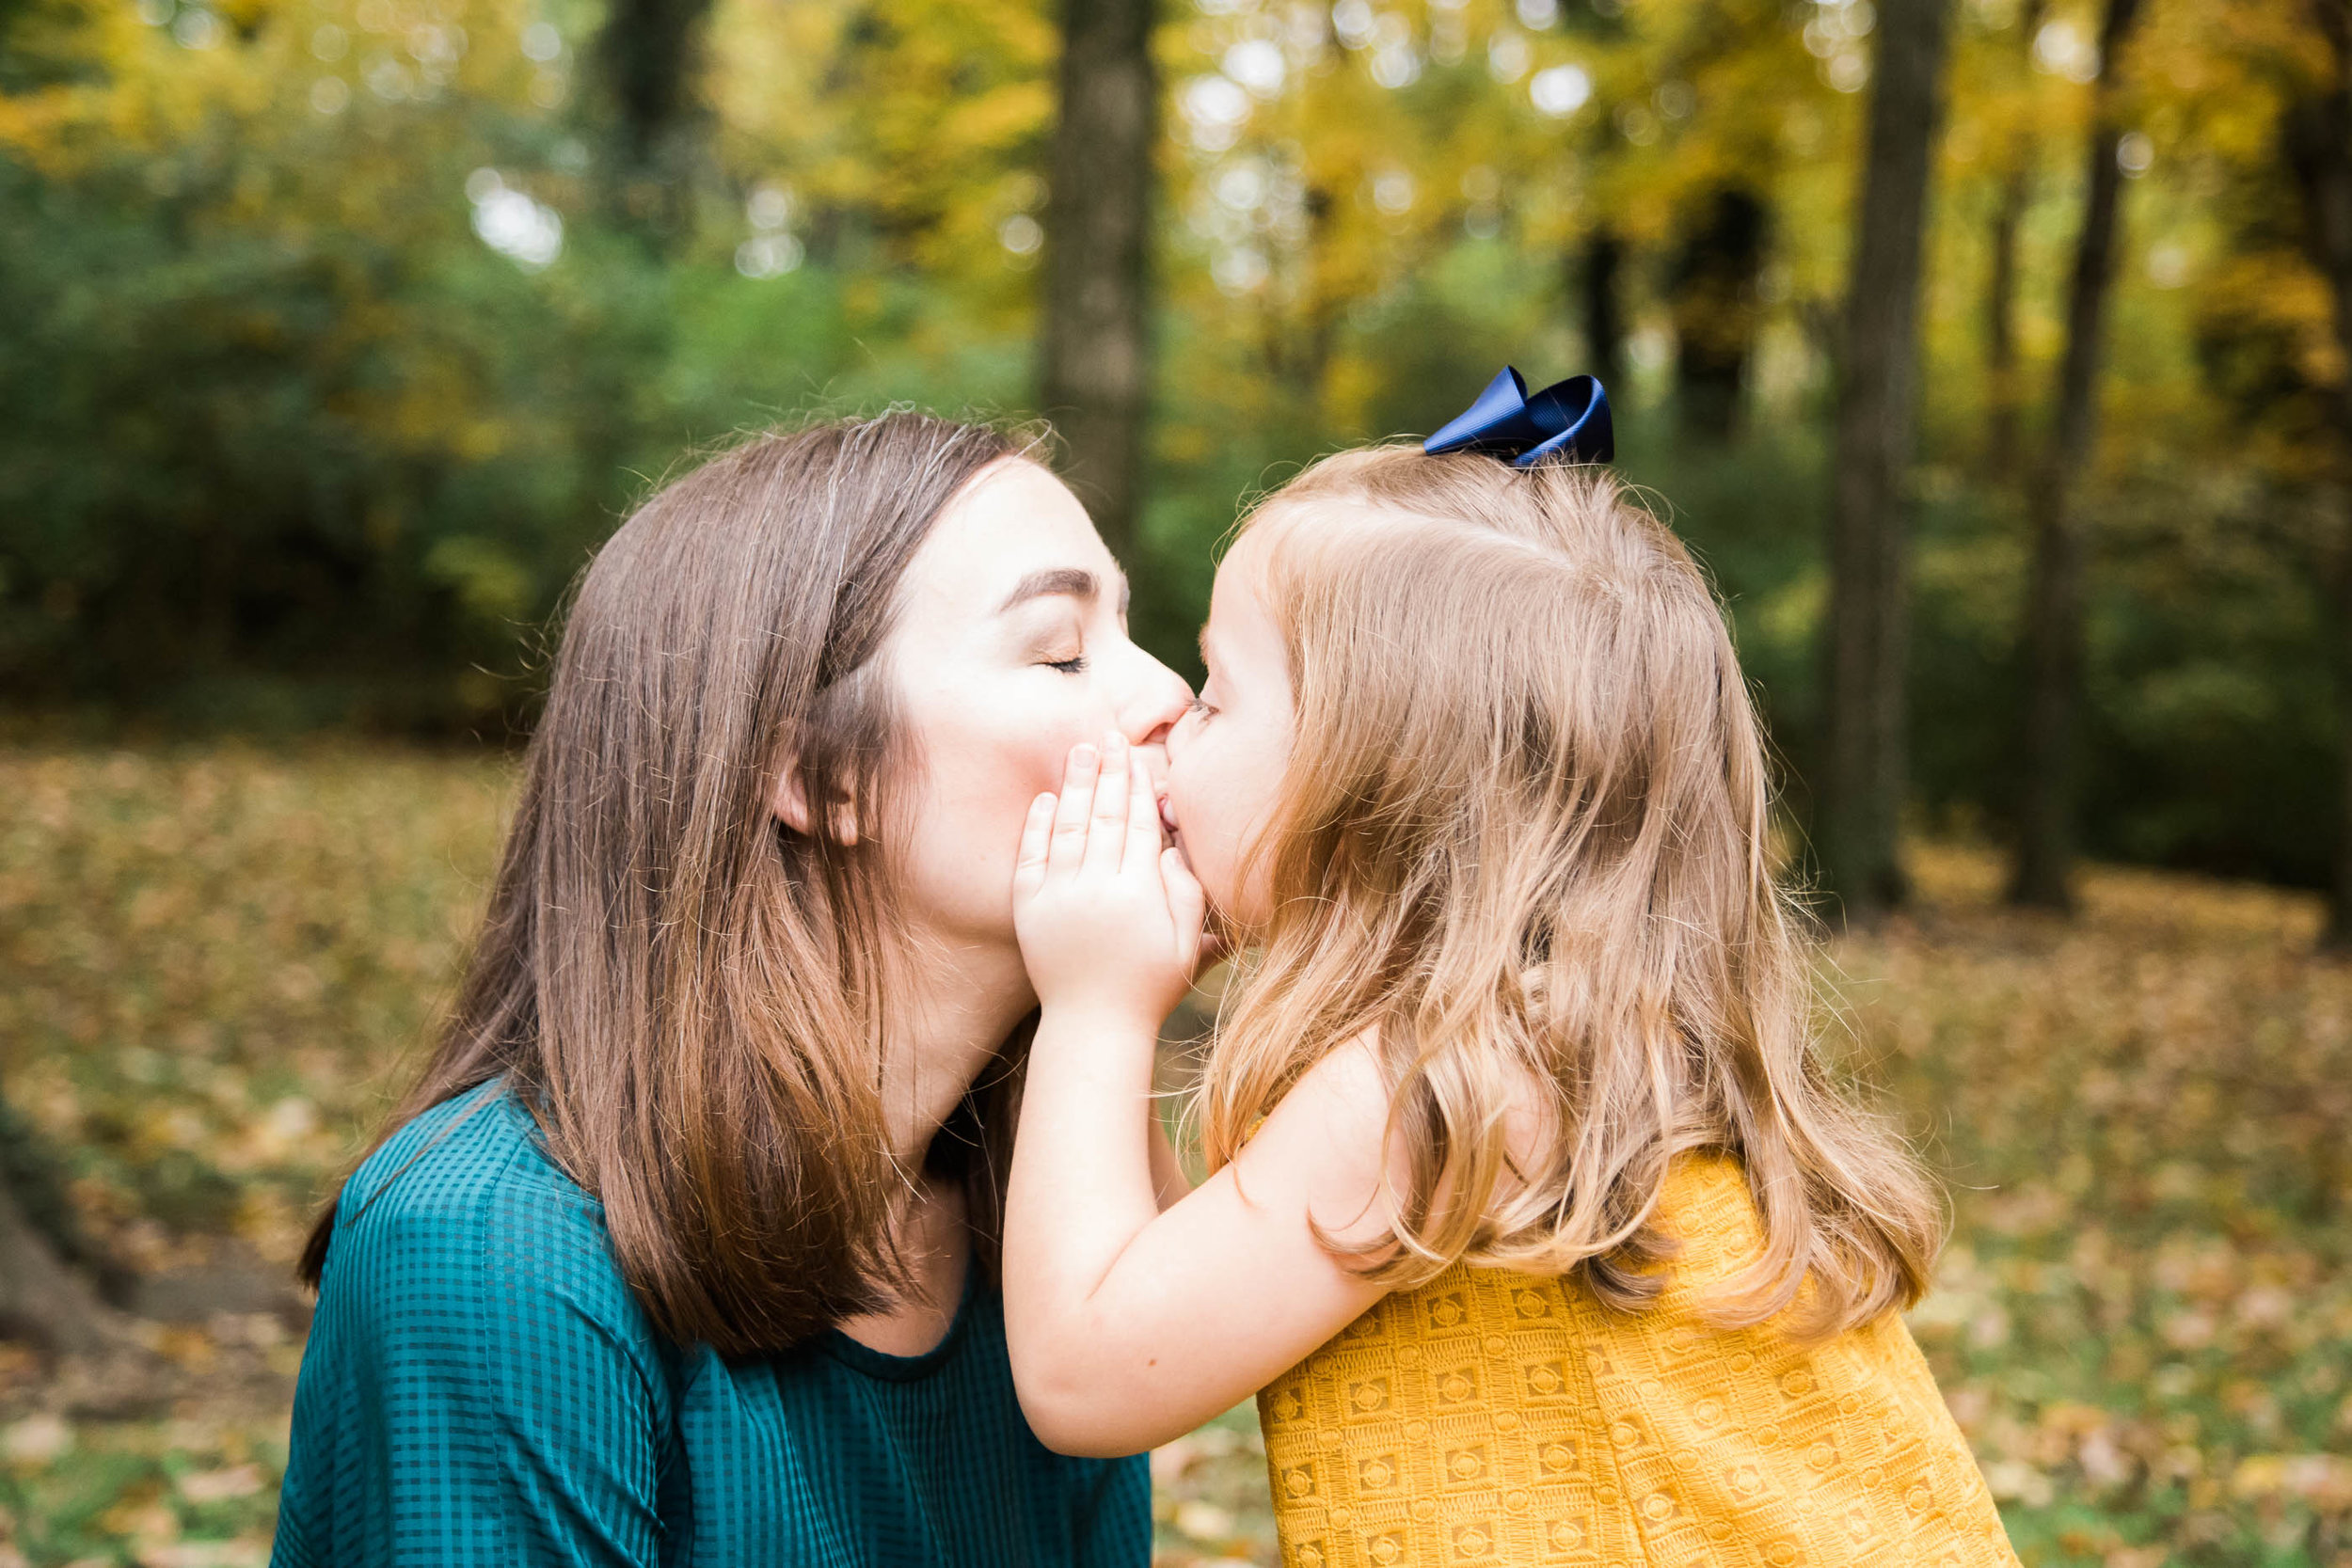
[
  {"xmin": 1185, "ymin": 697, "xmax": 1214, "ymax": 718},
  {"xmin": 1045, "ymin": 657, "xmax": 1087, "ymax": 674}
]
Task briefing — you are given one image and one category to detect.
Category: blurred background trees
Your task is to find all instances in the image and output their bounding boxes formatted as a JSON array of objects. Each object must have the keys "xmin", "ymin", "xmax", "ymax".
[
  {"xmin": 4, "ymin": 3, "xmax": 2352, "ymax": 1553},
  {"xmin": 1818, "ymin": 0, "xmax": 1948, "ymax": 918},
  {"xmin": 1042, "ymin": 0, "xmax": 1155, "ymax": 554},
  {"xmin": 0, "ymin": 0, "xmax": 2343, "ymax": 907}
]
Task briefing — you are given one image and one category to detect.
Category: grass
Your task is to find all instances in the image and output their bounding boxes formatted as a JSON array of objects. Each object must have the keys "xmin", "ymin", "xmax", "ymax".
[{"xmin": 0, "ymin": 739, "xmax": 2345, "ymax": 1568}]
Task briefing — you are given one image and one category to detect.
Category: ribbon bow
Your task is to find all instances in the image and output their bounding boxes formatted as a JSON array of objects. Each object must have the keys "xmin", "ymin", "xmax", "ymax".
[{"xmin": 1423, "ymin": 368, "xmax": 1613, "ymax": 467}]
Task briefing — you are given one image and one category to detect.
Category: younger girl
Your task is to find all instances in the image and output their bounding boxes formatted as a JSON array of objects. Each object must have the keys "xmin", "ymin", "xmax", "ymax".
[{"xmin": 1005, "ymin": 440, "xmax": 2019, "ymax": 1566}]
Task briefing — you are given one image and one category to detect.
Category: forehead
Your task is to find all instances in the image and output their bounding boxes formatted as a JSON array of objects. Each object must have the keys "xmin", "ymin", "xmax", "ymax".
[
  {"xmin": 898, "ymin": 457, "xmax": 1115, "ymax": 618},
  {"xmin": 1216, "ymin": 502, "xmax": 1327, "ymax": 618},
  {"xmin": 1218, "ymin": 493, "xmax": 1432, "ymax": 615},
  {"xmin": 1204, "ymin": 530, "xmax": 1287, "ymax": 661}
]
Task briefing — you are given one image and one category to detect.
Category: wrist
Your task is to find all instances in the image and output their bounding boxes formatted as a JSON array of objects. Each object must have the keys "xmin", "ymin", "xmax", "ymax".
[{"xmin": 1033, "ymin": 995, "xmax": 1168, "ymax": 1042}]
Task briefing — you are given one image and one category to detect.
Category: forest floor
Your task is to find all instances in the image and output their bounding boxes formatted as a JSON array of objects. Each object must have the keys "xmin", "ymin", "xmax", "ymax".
[{"xmin": 0, "ymin": 739, "xmax": 2344, "ymax": 1568}]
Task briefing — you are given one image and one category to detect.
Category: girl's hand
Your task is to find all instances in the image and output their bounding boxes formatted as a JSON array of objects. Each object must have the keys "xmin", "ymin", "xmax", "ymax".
[
  {"xmin": 1013, "ymin": 733, "xmax": 1205, "ymax": 1027},
  {"xmin": 1004, "ymin": 737, "xmax": 1397, "ymax": 1460}
]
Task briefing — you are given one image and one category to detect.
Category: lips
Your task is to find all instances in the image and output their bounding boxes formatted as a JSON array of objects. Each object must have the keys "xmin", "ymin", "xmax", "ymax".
[{"xmin": 1157, "ymin": 793, "xmax": 1179, "ymax": 835}]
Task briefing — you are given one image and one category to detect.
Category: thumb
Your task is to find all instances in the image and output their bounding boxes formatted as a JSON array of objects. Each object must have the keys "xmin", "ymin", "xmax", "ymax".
[{"xmin": 1161, "ymin": 846, "xmax": 1207, "ymax": 974}]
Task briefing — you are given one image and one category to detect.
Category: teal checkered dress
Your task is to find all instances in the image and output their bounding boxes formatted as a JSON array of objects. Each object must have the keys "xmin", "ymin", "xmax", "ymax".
[{"xmin": 273, "ymin": 1081, "xmax": 1146, "ymax": 1566}]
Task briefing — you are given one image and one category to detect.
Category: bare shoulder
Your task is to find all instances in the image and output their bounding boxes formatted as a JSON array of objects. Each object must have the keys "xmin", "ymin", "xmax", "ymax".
[
  {"xmin": 1238, "ymin": 1028, "xmax": 1558, "ymax": 1244},
  {"xmin": 1251, "ymin": 1030, "xmax": 1391, "ymax": 1151},
  {"xmin": 1237, "ymin": 1030, "xmax": 1411, "ymax": 1247}
]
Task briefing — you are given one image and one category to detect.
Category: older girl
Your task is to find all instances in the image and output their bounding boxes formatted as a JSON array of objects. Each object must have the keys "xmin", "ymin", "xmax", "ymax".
[{"xmin": 275, "ymin": 414, "xmax": 1192, "ymax": 1567}]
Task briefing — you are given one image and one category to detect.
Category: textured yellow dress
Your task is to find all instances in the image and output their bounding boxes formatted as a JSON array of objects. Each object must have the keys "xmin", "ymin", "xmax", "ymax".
[{"xmin": 1256, "ymin": 1156, "xmax": 2019, "ymax": 1568}]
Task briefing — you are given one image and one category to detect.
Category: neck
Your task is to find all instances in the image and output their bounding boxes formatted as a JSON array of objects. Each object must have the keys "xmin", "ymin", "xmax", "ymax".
[{"xmin": 879, "ymin": 925, "xmax": 1036, "ymax": 1165}]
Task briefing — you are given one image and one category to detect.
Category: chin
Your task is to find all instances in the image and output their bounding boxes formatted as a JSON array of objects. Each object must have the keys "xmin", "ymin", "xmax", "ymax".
[{"xmin": 1195, "ymin": 877, "xmax": 1244, "ymax": 932}]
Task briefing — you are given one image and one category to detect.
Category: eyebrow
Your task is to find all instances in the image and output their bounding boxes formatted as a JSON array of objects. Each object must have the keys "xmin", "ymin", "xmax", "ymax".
[{"xmin": 998, "ymin": 567, "xmax": 1132, "ymax": 615}]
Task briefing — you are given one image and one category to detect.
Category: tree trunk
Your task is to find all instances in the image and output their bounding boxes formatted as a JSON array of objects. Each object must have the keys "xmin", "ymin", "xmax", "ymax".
[
  {"xmin": 1671, "ymin": 188, "xmax": 1769, "ymax": 443},
  {"xmin": 0, "ymin": 1176, "xmax": 120, "ymax": 1355},
  {"xmin": 2286, "ymin": 0, "xmax": 2352, "ymax": 947},
  {"xmin": 2008, "ymin": 0, "xmax": 2143, "ymax": 911},
  {"xmin": 1041, "ymin": 0, "xmax": 1156, "ymax": 561},
  {"xmin": 1982, "ymin": 0, "xmax": 2047, "ymax": 477},
  {"xmin": 1818, "ymin": 0, "xmax": 1954, "ymax": 922},
  {"xmin": 1983, "ymin": 167, "xmax": 2028, "ymax": 470},
  {"xmin": 0, "ymin": 1085, "xmax": 137, "ymax": 1354},
  {"xmin": 2334, "ymin": 477, "xmax": 2352, "ymax": 951},
  {"xmin": 1579, "ymin": 228, "xmax": 1627, "ymax": 397},
  {"xmin": 595, "ymin": 0, "xmax": 715, "ymax": 234}
]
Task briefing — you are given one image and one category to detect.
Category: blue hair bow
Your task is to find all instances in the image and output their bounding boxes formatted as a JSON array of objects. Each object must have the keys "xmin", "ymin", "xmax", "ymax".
[{"xmin": 1424, "ymin": 368, "xmax": 1613, "ymax": 467}]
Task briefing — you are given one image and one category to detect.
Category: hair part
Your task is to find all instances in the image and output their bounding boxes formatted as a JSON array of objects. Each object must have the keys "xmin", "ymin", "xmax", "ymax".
[
  {"xmin": 1197, "ymin": 446, "xmax": 1942, "ymax": 1340},
  {"xmin": 302, "ymin": 412, "xmax": 1038, "ymax": 1356}
]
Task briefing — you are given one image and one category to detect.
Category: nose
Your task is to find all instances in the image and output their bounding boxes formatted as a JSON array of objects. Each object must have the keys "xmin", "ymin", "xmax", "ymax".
[{"xmin": 1118, "ymin": 645, "xmax": 1195, "ymax": 752}]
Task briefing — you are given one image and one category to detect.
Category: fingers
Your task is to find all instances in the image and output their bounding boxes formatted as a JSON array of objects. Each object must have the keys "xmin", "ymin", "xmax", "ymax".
[
  {"xmin": 1013, "ymin": 791, "xmax": 1056, "ymax": 901},
  {"xmin": 1120, "ymin": 744, "xmax": 1163, "ymax": 878},
  {"xmin": 1079, "ymin": 732, "xmax": 1130, "ymax": 877},
  {"xmin": 1035, "ymin": 734, "xmax": 1167, "ymax": 895},
  {"xmin": 1049, "ymin": 742, "xmax": 1101, "ymax": 874}
]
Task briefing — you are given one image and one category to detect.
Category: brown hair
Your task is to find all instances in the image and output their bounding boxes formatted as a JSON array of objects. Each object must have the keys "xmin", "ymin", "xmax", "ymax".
[
  {"xmin": 1199, "ymin": 447, "xmax": 1942, "ymax": 1340},
  {"xmin": 301, "ymin": 412, "xmax": 1033, "ymax": 1356}
]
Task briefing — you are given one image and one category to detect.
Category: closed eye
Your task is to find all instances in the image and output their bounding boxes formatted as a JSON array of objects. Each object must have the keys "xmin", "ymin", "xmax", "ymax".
[{"xmin": 1045, "ymin": 656, "xmax": 1088, "ymax": 673}]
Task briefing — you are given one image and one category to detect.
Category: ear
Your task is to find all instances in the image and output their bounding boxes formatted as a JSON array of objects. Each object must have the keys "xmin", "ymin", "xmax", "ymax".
[{"xmin": 771, "ymin": 758, "xmax": 861, "ymax": 846}]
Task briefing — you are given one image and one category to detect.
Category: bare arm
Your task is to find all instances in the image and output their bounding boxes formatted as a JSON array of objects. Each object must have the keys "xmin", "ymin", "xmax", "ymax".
[
  {"xmin": 1005, "ymin": 734, "xmax": 1398, "ymax": 1457},
  {"xmin": 1008, "ymin": 1029, "xmax": 1396, "ymax": 1455}
]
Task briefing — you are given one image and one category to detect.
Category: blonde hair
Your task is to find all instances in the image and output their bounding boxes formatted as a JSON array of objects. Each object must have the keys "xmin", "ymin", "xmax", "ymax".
[{"xmin": 1198, "ymin": 447, "xmax": 1940, "ymax": 1339}]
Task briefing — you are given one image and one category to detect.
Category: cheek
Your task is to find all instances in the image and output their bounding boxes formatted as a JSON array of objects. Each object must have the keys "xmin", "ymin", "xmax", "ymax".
[
  {"xmin": 1168, "ymin": 748, "xmax": 1240, "ymax": 876},
  {"xmin": 911, "ymin": 700, "xmax": 1050, "ymax": 824},
  {"xmin": 885, "ymin": 702, "xmax": 1055, "ymax": 936},
  {"xmin": 994, "ymin": 696, "xmax": 1109, "ymax": 800},
  {"xmin": 896, "ymin": 668, "xmax": 1108, "ymax": 848},
  {"xmin": 1173, "ymin": 730, "xmax": 1290, "ymax": 916}
]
